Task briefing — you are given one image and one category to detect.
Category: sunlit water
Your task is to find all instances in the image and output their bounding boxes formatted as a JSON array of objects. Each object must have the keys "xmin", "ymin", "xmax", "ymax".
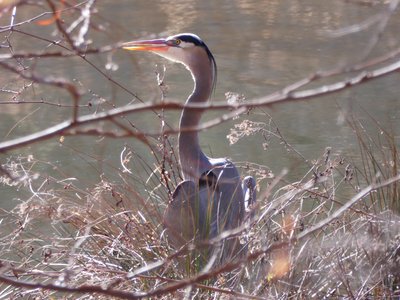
[{"xmin": 1, "ymin": 0, "xmax": 400, "ymax": 210}]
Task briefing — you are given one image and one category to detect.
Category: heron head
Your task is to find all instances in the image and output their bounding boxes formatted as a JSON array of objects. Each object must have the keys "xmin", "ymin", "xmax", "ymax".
[{"xmin": 122, "ymin": 33, "xmax": 216, "ymax": 85}]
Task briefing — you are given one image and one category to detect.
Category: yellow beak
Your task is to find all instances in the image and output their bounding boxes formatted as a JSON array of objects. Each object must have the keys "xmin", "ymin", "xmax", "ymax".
[{"xmin": 121, "ymin": 38, "xmax": 169, "ymax": 52}]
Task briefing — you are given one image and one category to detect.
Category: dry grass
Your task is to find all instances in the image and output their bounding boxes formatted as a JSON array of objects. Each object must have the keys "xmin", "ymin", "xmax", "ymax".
[{"xmin": 0, "ymin": 114, "xmax": 399, "ymax": 299}]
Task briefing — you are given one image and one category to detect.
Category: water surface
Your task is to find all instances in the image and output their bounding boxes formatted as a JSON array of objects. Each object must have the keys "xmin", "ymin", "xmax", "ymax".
[{"xmin": 1, "ymin": 0, "xmax": 399, "ymax": 210}]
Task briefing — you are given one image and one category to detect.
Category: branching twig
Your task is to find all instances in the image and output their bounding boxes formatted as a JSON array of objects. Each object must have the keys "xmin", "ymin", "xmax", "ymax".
[
  {"xmin": 2, "ymin": 51, "xmax": 400, "ymax": 154},
  {"xmin": 45, "ymin": 0, "xmax": 77, "ymax": 51},
  {"xmin": 297, "ymin": 174, "xmax": 400, "ymax": 239},
  {"xmin": 0, "ymin": 61, "xmax": 81, "ymax": 117}
]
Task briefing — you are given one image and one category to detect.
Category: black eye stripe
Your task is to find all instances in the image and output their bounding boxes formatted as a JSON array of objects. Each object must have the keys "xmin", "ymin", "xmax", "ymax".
[{"xmin": 177, "ymin": 35, "xmax": 204, "ymax": 46}]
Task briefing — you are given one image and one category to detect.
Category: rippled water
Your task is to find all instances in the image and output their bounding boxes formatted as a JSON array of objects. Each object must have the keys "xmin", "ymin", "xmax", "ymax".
[{"xmin": 1, "ymin": 0, "xmax": 400, "ymax": 209}]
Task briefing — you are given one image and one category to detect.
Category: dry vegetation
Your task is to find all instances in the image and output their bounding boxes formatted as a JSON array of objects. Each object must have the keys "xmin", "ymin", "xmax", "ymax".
[
  {"xmin": 1, "ymin": 113, "xmax": 399, "ymax": 299},
  {"xmin": 0, "ymin": 0, "xmax": 400, "ymax": 299}
]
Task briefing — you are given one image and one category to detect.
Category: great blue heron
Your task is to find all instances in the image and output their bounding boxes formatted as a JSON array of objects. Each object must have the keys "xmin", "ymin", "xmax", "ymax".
[{"xmin": 122, "ymin": 33, "xmax": 256, "ymax": 263}]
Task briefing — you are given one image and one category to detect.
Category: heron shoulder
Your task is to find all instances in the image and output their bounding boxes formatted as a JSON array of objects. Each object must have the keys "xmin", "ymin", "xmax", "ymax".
[{"xmin": 208, "ymin": 157, "xmax": 240, "ymax": 177}]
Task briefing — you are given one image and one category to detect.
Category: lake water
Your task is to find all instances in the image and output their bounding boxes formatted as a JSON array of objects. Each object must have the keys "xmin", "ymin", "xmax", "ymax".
[{"xmin": 1, "ymin": 0, "xmax": 400, "ymax": 210}]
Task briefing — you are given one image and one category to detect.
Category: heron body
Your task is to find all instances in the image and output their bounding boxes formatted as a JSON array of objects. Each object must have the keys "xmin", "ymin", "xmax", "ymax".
[{"xmin": 122, "ymin": 33, "xmax": 255, "ymax": 263}]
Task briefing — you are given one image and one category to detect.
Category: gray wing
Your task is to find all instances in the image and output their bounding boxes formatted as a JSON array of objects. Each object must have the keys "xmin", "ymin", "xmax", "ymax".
[
  {"xmin": 208, "ymin": 159, "xmax": 246, "ymax": 261},
  {"xmin": 163, "ymin": 180, "xmax": 197, "ymax": 248},
  {"xmin": 163, "ymin": 177, "xmax": 218, "ymax": 248}
]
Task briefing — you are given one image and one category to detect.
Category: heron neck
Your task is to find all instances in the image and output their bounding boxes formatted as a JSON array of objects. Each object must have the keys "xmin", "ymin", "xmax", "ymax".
[{"xmin": 179, "ymin": 61, "xmax": 214, "ymax": 180}]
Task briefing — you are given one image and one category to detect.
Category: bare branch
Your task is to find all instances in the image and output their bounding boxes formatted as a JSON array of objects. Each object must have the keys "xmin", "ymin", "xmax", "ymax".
[
  {"xmin": 297, "ymin": 174, "xmax": 400, "ymax": 239},
  {"xmin": 2, "ymin": 49, "xmax": 400, "ymax": 153},
  {"xmin": 0, "ymin": 272, "xmax": 145, "ymax": 300},
  {"xmin": 0, "ymin": 43, "xmax": 121, "ymax": 60},
  {"xmin": 45, "ymin": 0, "xmax": 77, "ymax": 51},
  {"xmin": 0, "ymin": 61, "xmax": 81, "ymax": 109}
]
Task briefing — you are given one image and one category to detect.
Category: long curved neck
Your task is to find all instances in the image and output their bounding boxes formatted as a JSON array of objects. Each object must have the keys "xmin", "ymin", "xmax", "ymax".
[{"xmin": 179, "ymin": 58, "xmax": 214, "ymax": 181}]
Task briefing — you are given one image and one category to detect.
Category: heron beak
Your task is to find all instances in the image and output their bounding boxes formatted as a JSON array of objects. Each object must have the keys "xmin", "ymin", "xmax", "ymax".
[{"xmin": 121, "ymin": 38, "xmax": 168, "ymax": 52}]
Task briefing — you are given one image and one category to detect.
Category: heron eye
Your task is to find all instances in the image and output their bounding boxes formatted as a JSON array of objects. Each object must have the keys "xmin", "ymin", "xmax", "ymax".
[{"xmin": 174, "ymin": 39, "xmax": 181, "ymax": 46}]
